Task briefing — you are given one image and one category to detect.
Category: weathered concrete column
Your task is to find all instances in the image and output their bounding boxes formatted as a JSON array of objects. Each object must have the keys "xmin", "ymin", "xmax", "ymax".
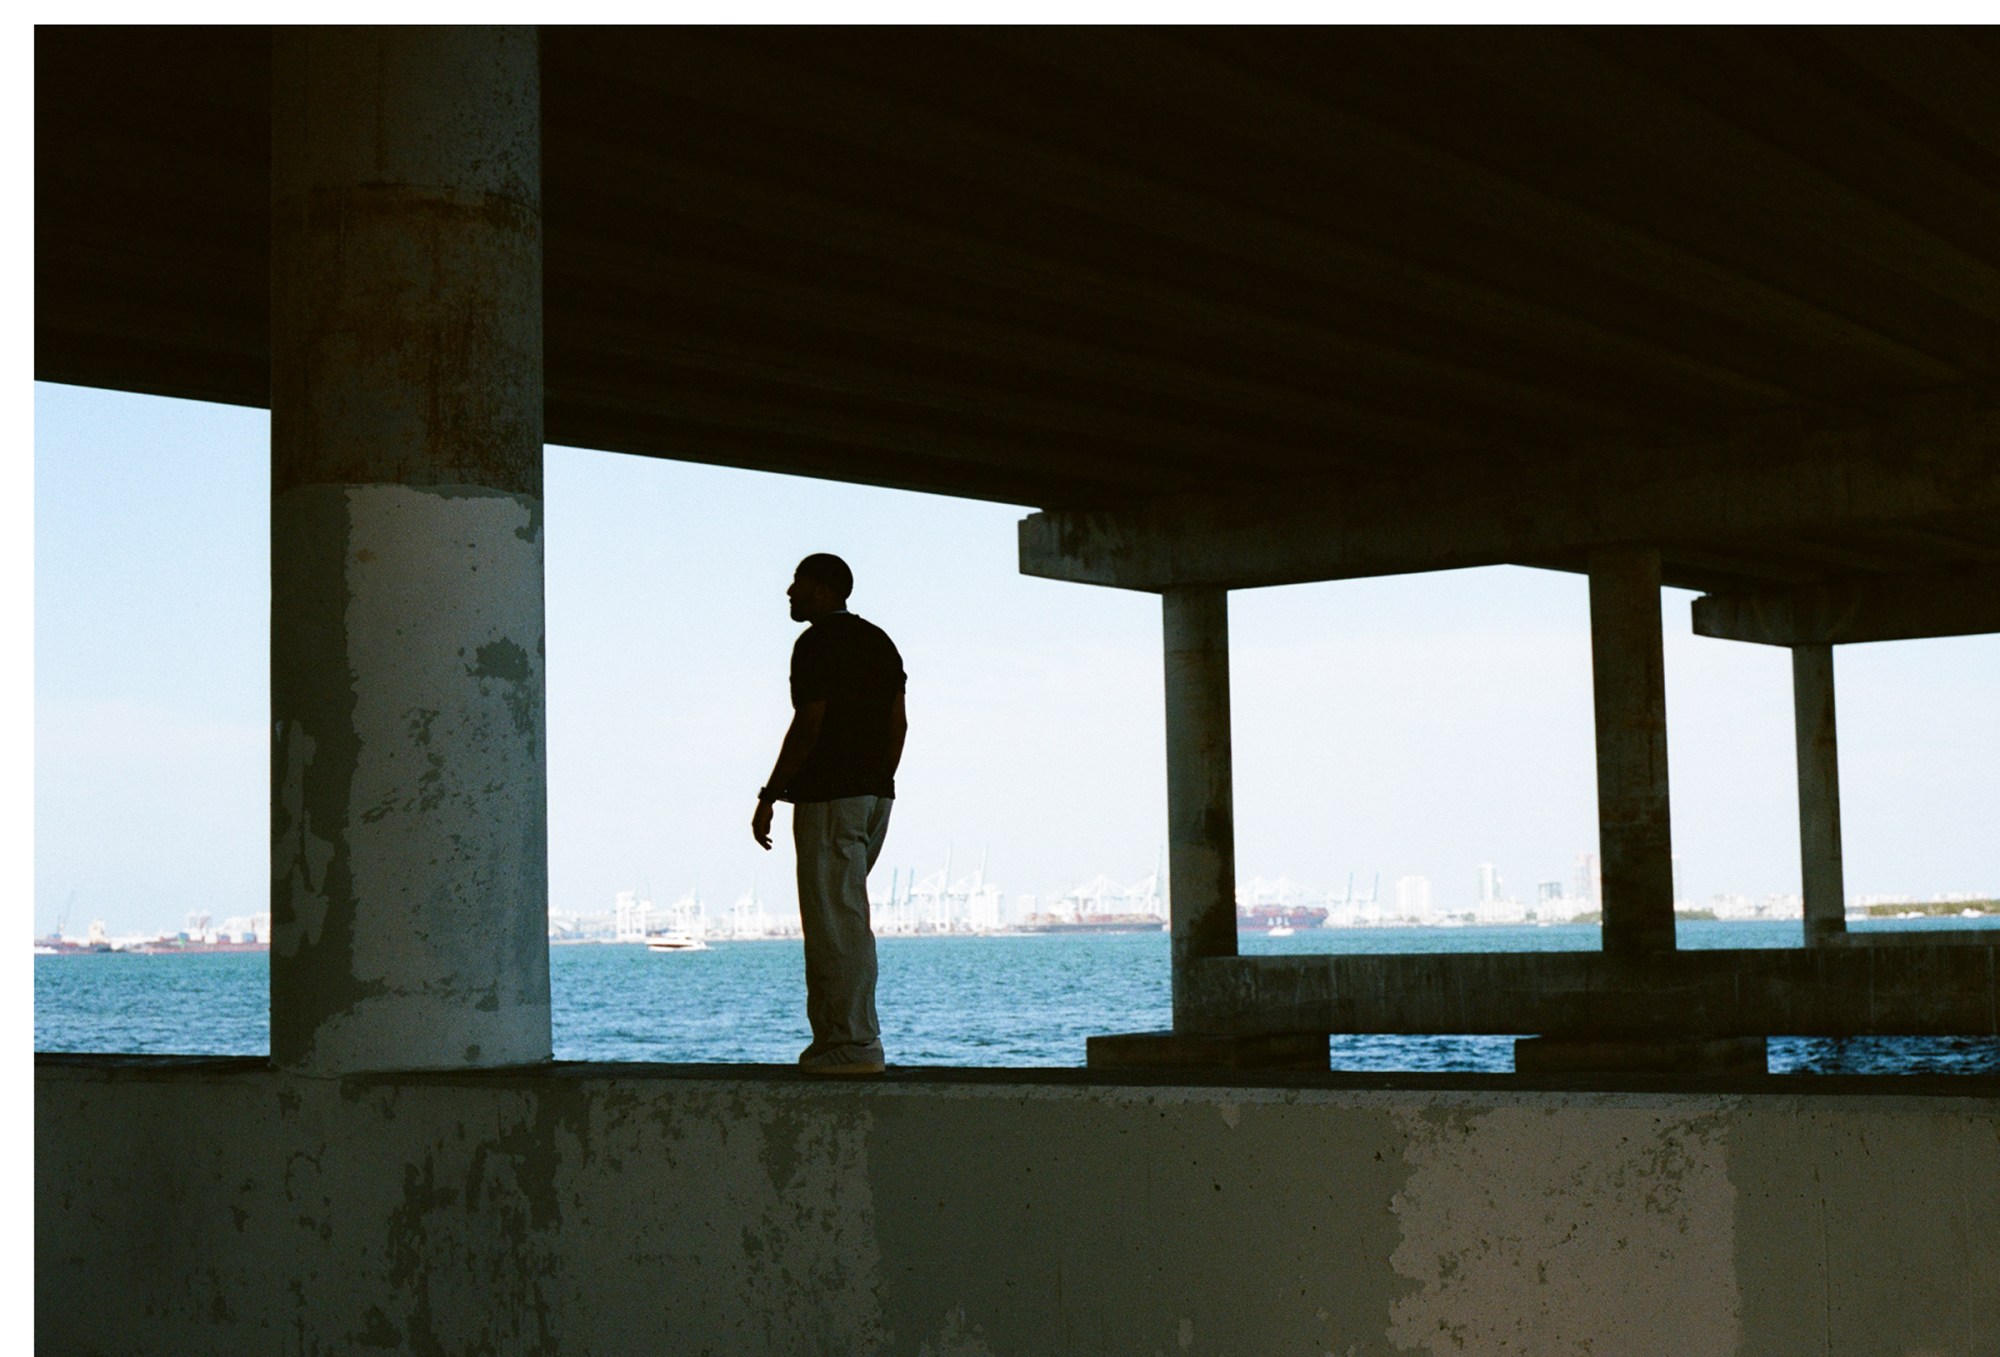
[
  {"xmin": 1793, "ymin": 643, "xmax": 1847, "ymax": 945},
  {"xmin": 1587, "ymin": 547, "xmax": 1677, "ymax": 956},
  {"xmin": 269, "ymin": 28, "xmax": 550, "ymax": 1073},
  {"xmin": 1163, "ymin": 586, "xmax": 1239, "ymax": 1026}
]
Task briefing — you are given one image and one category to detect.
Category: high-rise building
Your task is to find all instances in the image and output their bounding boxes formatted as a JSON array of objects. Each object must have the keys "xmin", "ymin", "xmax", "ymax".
[
  {"xmin": 613, "ymin": 889, "xmax": 653, "ymax": 941},
  {"xmin": 1395, "ymin": 874, "xmax": 1432, "ymax": 920},
  {"xmin": 1477, "ymin": 863, "xmax": 1502, "ymax": 906},
  {"xmin": 1573, "ymin": 851, "xmax": 1601, "ymax": 906}
]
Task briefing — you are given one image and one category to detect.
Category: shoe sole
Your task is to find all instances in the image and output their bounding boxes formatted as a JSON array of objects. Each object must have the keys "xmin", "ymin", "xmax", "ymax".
[{"xmin": 799, "ymin": 1062, "xmax": 886, "ymax": 1076}]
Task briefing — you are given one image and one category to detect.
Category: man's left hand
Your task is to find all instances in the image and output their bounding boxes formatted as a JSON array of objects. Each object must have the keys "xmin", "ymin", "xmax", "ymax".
[{"xmin": 751, "ymin": 798, "xmax": 774, "ymax": 850}]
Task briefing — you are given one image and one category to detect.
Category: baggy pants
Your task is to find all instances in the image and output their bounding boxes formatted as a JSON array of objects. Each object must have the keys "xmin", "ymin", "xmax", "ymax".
[{"xmin": 793, "ymin": 795, "xmax": 893, "ymax": 1062}]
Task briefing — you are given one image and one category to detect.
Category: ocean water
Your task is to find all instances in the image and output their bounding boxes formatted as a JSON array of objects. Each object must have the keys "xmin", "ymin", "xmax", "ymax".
[{"xmin": 33, "ymin": 919, "xmax": 2000, "ymax": 1074}]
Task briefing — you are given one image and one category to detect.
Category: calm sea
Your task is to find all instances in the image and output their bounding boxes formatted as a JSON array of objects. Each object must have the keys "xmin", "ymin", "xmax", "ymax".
[{"xmin": 33, "ymin": 919, "xmax": 2000, "ymax": 1074}]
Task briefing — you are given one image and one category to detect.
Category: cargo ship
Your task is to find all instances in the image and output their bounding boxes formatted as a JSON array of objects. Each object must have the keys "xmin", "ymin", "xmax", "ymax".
[
  {"xmin": 1236, "ymin": 903, "xmax": 1329, "ymax": 931},
  {"xmin": 1015, "ymin": 914, "xmax": 1168, "ymax": 934}
]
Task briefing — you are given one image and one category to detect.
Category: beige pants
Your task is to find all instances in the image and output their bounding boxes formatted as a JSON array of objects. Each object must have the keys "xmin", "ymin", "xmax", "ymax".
[{"xmin": 793, "ymin": 795, "xmax": 892, "ymax": 1062}]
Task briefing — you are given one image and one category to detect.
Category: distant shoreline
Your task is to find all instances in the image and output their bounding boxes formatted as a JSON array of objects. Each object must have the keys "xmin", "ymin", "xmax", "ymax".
[
  {"xmin": 1855, "ymin": 899, "xmax": 2000, "ymax": 918},
  {"xmin": 39, "ymin": 907, "xmax": 2000, "ymax": 955}
]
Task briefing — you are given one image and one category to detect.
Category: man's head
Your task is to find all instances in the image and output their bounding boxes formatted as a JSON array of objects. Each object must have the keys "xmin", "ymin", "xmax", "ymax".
[{"xmin": 788, "ymin": 553, "xmax": 853, "ymax": 622}]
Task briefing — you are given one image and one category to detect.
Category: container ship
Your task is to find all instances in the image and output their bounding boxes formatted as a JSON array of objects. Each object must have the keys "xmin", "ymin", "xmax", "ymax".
[
  {"xmin": 1236, "ymin": 903, "xmax": 1329, "ymax": 931},
  {"xmin": 1015, "ymin": 913, "xmax": 1167, "ymax": 934}
]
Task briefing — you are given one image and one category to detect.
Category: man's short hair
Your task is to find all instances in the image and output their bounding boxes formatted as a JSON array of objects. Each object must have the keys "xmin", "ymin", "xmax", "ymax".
[{"xmin": 796, "ymin": 552, "xmax": 854, "ymax": 600}]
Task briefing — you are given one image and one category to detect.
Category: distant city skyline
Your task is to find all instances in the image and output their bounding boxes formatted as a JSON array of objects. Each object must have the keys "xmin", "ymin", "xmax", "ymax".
[{"xmin": 35, "ymin": 382, "xmax": 2000, "ymax": 938}]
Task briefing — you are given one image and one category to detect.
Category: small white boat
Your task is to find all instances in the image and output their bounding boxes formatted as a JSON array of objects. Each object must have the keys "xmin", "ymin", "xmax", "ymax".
[
  {"xmin": 1267, "ymin": 925, "xmax": 1294, "ymax": 938},
  {"xmin": 646, "ymin": 932, "xmax": 710, "ymax": 953}
]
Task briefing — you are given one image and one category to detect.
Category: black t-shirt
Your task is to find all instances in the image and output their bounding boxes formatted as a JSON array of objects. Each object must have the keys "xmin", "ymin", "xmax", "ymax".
[{"xmin": 784, "ymin": 612, "xmax": 906, "ymax": 803}]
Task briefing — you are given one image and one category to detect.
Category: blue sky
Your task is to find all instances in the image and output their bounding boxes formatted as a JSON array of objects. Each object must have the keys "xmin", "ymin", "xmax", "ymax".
[{"xmin": 33, "ymin": 380, "xmax": 1999, "ymax": 936}]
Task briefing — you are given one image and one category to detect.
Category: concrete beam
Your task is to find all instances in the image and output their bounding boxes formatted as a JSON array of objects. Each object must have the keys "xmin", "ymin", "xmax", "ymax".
[
  {"xmin": 1181, "ymin": 944, "xmax": 2000, "ymax": 1038},
  {"xmin": 1691, "ymin": 564, "xmax": 2000, "ymax": 646},
  {"xmin": 1018, "ymin": 404, "xmax": 2000, "ymax": 591}
]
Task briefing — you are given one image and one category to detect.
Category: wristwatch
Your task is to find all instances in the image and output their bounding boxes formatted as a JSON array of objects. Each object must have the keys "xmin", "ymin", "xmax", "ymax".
[{"xmin": 757, "ymin": 786, "xmax": 777, "ymax": 804}]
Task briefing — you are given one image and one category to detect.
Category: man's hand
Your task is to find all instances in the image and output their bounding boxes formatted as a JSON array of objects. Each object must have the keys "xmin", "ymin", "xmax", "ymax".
[{"xmin": 755, "ymin": 703, "xmax": 822, "ymax": 851}]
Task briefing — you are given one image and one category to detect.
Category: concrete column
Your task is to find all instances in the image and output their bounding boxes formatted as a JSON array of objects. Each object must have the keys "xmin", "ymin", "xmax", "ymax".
[
  {"xmin": 1792, "ymin": 643, "xmax": 1847, "ymax": 945},
  {"xmin": 269, "ymin": 28, "xmax": 549, "ymax": 1073},
  {"xmin": 1163, "ymin": 586, "xmax": 1239, "ymax": 1026},
  {"xmin": 1587, "ymin": 547, "xmax": 1677, "ymax": 956}
]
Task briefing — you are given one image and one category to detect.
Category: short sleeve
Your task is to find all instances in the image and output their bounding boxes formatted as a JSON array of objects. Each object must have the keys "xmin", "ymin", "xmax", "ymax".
[{"xmin": 790, "ymin": 628, "xmax": 831, "ymax": 707}]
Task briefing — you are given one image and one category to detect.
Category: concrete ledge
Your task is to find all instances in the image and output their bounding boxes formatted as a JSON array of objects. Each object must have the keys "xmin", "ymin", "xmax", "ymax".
[
  {"xmin": 1516, "ymin": 1035, "xmax": 1770, "ymax": 1075},
  {"xmin": 1188, "ymin": 943, "xmax": 2000, "ymax": 1037},
  {"xmin": 1827, "ymin": 927, "xmax": 2000, "ymax": 947},
  {"xmin": 36, "ymin": 1055, "xmax": 2000, "ymax": 1356},
  {"xmin": 1086, "ymin": 1029, "xmax": 1328, "ymax": 1071},
  {"xmin": 32, "ymin": 1051, "xmax": 2000, "ymax": 1097}
]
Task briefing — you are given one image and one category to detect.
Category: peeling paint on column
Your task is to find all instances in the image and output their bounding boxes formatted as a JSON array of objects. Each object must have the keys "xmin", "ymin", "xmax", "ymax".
[
  {"xmin": 272, "ymin": 484, "xmax": 551, "ymax": 1073},
  {"xmin": 1385, "ymin": 1101, "xmax": 1740, "ymax": 1354},
  {"xmin": 271, "ymin": 485, "xmax": 379, "ymax": 1066},
  {"xmin": 271, "ymin": 724, "xmax": 335, "ymax": 956}
]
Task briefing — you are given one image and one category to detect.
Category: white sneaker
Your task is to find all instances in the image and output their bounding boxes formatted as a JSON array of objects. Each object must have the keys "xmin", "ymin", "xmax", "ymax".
[
  {"xmin": 798, "ymin": 1046, "xmax": 886, "ymax": 1075},
  {"xmin": 800, "ymin": 1058, "xmax": 885, "ymax": 1076}
]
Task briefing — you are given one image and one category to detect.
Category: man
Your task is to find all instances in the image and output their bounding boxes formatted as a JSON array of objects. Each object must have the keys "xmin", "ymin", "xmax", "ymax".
[{"xmin": 752, "ymin": 553, "xmax": 907, "ymax": 1075}]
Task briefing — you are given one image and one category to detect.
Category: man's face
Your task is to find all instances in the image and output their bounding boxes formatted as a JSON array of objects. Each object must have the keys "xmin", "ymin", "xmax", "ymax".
[{"xmin": 788, "ymin": 571, "xmax": 834, "ymax": 622}]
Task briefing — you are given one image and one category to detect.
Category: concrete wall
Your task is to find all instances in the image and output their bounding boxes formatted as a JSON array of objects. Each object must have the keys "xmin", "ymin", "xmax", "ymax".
[{"xmin": 37, "ymin": 1057, "xmax": 1999, "ymax": 1356}]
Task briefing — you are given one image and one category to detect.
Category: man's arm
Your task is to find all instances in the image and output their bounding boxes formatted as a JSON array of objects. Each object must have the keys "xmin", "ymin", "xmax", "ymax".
[
  {"xmin": 751, "ymin": 700, "xmax": 825, "ymax": 850},
  {"xmin": 886, "ymin": 691, "xmax": 907, "ymax": 778}
]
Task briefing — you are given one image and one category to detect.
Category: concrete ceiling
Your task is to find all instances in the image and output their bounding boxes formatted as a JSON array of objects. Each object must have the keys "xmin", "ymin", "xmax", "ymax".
[{"xmin": 35, "ymin": 26, "xmax": 2000, "ymax": 594}]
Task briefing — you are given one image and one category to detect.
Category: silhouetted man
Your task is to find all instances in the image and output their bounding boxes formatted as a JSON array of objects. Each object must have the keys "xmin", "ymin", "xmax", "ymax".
[{"xmin": 752, "ymin": 553, "xmax": 907, "ymax": 1074}]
